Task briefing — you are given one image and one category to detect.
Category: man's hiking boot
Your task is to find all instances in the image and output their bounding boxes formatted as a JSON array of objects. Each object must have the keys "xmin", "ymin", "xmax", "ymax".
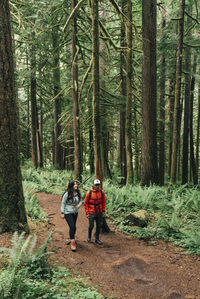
[
  {"xmin": 95, "ymin": 239, "xmax": 103, "ymax": 245},
  {"xmin": 70, "ymin": 240, "xmax": 76, "ymax": 251},
  {"xmin": 87, "ymin": 237, "xmax": 91, "ymax": 243}
]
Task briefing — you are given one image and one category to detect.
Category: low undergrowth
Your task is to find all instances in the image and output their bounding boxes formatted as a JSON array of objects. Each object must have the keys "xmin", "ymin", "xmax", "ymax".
[
  {"xmin": 103, "ymin": 182, "xmax": 200, "ymax": 255},
  {"xmin": 0, "ymin": 232, "xmax": 103, "ymax": 299},
  {"xmin": 0, "ymin": 163, "xmax": 107, "ymax": 299},
  {"xmin": 17, "ymin": 163, "xmax": 200, "ymax": 298},
  {"xmin": 22, "ymin": 163, "xmax": 200, "ymax": 255}
]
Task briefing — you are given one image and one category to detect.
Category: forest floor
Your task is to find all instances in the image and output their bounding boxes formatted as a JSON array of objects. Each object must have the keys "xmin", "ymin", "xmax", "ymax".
[{"xmin": 1, "ymin": 192, "xmax": 200, "ymax": 299}]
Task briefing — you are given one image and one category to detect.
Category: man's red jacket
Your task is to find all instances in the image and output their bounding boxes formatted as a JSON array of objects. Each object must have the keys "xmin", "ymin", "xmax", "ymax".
[{"xmin": 84, "ymin": 187, "xmax": 106, "ymax": 215}]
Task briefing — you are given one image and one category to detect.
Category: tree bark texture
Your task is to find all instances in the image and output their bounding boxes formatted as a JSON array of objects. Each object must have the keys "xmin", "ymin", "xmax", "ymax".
[
  {"xmin": 125, "ymin": 0, "xmax": 134, "ymax": 185},
  {"xmin": 91, "ymin": 0, "xmax": 103, "ymax": 182},
  {"xmin": 0, "ymin": 0, "xmax": 28, "ymax": 232},
  {"xmin": 158, "ymin": 8, "xmax": 166, "ymax": 186},
  {"xmin": 30, "ymin": 32, "xmax": 38, "ymax": 168},
  {"xmin": 52, "ymin": 29, "xmax": 64, "ymax": 169},
  {"xmin": 170, "ymin": 0, "xmax": 185, "ymax": 184},
  {"xmin": 37, "ymin": 65, "xmax": 43, "ymax": 168},
  {"xmin": 88, "ymin": 97, "xmax": 94, "ymax": 174},
  {"xmin": 99, "ymin": 5, "xmax": 111, "ymax": 179},
  {"xmin": 168, "ymin": 79, "xmax": 175, "ymax": 176},
  {"xmin": 119, "ymin": 0, "xmax": 127, "ymax": 185},
  {"xmin": 141, "ymin": 0, "xmax": 158, "ymax": 186},
  {"xmin": 182, "ymin": 38, "xmax": 191, "ymax": 184},
  {"xmin": 189, "ymin": 56, "xmax": 198, "ymax": 184},
  {"xmin": 26, "ymin": 52, "xmax": 31, "ymax": 160},
  {"xmin": 196, "ymin": 83, "xmax": 200, "ymax": 183},
  {"xmin": 72, "ymin": 0, "xmax": 82, "ymax": 181}
]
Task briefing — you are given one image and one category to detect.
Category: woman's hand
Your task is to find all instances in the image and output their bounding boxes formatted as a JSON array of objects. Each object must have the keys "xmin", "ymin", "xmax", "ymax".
[{"xmin": 61, "ymin": 213, "xmax": 65, "ymax": 219}]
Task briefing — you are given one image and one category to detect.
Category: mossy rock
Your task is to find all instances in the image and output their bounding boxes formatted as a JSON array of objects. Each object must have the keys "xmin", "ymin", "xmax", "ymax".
[{"xmin": 127, "ymin": 209, "xmax": 149, "ymax": 227}]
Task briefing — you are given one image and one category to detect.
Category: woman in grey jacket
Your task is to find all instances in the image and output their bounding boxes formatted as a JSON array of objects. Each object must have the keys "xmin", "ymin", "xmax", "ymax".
[{"xmin": 61, "ymin": 181, "xmax": 82, "ymax": 251}]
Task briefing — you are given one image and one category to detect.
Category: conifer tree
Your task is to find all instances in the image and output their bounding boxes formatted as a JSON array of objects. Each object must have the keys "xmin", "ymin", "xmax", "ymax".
[{"xmin": 0, "ymin": 0, "xmax": 28, "ymax": 232}]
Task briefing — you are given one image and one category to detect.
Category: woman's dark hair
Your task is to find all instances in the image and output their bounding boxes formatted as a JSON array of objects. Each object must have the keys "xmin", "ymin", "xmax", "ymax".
[{"xmin": 64, "ymin": 180, "xmax": 81, "ymax": 201}]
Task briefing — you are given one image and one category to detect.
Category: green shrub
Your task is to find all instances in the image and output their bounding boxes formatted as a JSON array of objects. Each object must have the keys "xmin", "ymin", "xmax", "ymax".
[{"xmin": 0, "ymin": 232, "xmax": 104, "ymax": 299}]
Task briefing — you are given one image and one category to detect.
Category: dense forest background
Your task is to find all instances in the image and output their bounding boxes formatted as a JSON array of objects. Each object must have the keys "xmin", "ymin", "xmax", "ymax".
[
  {"xmin": 11, "ymin": 0, "xmax": 200, "ymax": 186},
  {"xmin": 1, "ymin": 1, "xmax": 200, "ymax": 297}
]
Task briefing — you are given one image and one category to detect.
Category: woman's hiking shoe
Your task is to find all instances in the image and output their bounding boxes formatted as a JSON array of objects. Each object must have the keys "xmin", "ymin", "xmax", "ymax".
[
  {"xmin": 87, "ymin": 237, "xmax": 91, "ymax": 243},
  {"xmin": 70, "ymin": 240, "xmax": 76, "ymax": 251},
  {"xmin": 95, "ymin": 239, "xmax": 103, "ymax": 245}
]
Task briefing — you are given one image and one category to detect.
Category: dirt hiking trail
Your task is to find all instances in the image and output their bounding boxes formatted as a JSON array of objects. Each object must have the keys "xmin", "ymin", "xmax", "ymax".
[{"xmin": 1, "ymin": 192, "xmax": 200, "ymax": 299}]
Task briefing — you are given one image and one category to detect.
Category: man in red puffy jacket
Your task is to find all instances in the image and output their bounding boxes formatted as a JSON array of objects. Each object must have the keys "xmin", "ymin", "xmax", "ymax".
[{"xmin": 84, "ymin": 179, "xmax": 106, "ymax": 245}]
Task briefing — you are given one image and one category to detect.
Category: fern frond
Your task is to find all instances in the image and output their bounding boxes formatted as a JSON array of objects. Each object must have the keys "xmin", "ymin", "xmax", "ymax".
[{"xmin": 34, "ymin": 231, "xmax": 54, "ymax": 257}]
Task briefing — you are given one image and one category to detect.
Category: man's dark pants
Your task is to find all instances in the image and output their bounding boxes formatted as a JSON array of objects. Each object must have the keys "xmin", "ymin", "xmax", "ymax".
[{"xmin": 88, "ymin": 213, "xmax": 102, "ymax": 240}]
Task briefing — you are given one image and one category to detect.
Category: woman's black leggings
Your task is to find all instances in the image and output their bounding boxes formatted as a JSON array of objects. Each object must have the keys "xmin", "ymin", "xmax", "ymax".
[{"xmin": 64, "ymin": 213, "xmax": 78, "ymax": 239}]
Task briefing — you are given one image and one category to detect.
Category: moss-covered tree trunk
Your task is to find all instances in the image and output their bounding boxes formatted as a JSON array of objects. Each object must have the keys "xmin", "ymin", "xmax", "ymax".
[
  {"xmin": 72, "ymin": 0, "xmax": 82, "ymax": 181},
  {"xmin": 141, "ymin": 0, "xmax": 158, "ymax": 186},
  {"xmin": 26, "ymin": 52, "xmax": 31, "ymax": 160},
  {"xmin": 30, "ymin": 31, "xmax": 38, "ymax": 168},
  {"xmin": 182, "ymin": 27, "xmax": 191, "ymax": 184},
  {"xmin": 168, "ymin": 79, "xmax": 175, "ymax": 177},
  {"xmin": 196, "ymin": 83, "xmax": 200, "ymax": 183},
  {"xmin": 99, "ymin": 6, "xmax": 111, "ymax": 179},
  {"xmin": 38, "ymin": 63, "xmax": 44, "ymax": 168},
  {"xmin": 88, "ymin": 96, "xmax": 95, "ymax": 174},
  {"xmin": 91, "ymin": 0, "xmax": 103, "ymax": 182},
  {"xmin": 119, "ymin": 0, "xmax": 127, "ymax": 185},
  {"xmin": 125, "ymin": 0, "xmax": 134, "ymax": 185},
  {"xmin": 190, "ymin": 55, "xmax": 198, "ymax": 184},
  {"xmin": 170, "ymin": 0, "xmax": 185, "ymax": 184},
  {"xmin": 0, "ymin": 0, "xmax": 28, "ymax": 232},
  {"xmin": 52, "ymin": 28, "xmax": 64, "ymax": 169},
  {"xmin": 158, "ymin": 7, "xmax": 166, "ymax": 186}
]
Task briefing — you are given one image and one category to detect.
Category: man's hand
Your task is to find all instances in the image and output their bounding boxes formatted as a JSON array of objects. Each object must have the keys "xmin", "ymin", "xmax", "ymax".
[
  {"xmin": 61, "ymin": 213, "xmax": 65, "ymax": 219},
  {"xmin": 86, "ymin": 214, "xmax": 89, "ymax": 219},
  {"xmin": 102, "ymin": 212, "xmax": 105, "ymax": 218}
]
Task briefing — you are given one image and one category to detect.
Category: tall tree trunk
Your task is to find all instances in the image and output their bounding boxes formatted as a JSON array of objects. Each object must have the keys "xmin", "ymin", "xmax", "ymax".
[
  {"xmin": 30, "ymin": 32, "xmax": 38, "ymax": 168},
  {"xmin": 37, "ymin": 63, "xmax": 43, "ymax": 168},
  {"xmin": 168, "ymin": 79, "xmax": 175, "ymax": 176},
  {"xmin": 52, "ymin": 28, "xmax": 64, "ymax": 169},
  {"xmin": 91, "ymin": 0, "xmax": 103, "ymax": 182},
  {"xmin": 141, "ymin": 0, "xmax": 158, "ymax": 186},
  {"xmin": 125, "ymin": 0, "xmax": 134, "ymax": 185},
  {"xmin": 182, "ymin": 9, "xmax": 192, "ymax": 184},
  {"xmin": 99, "ymin": 5, "xmax": 111, "ymax": 179},
  {"xmin": 66, "ymin": 134, "xmax": 74, "ymax": 171},
  {"xmin": 119, "ymin": 0, "xmax": 127, "ymax": 185},
  {"xmin": 177, "ymin": 97, "xmax": 183, "ymax": 181},
  {"xmin": 0, "ymin": 0, "xmax": 28, "ymax": 232},
  {"xmin": 182, "ymin": 57, "xmax": 191, "ymax": 184},
  {"xmin": 196, "ymin": 83, "xmax": 200, "ymax": 183},
  {"xmin": 26, "ymin": 51, "xmax": 31, "ymax": 160},
  {"xmin": 190, "ymin": 55, "xmax": 198, "ymax": 184},
  {"xmin": 37, "ymin": 99, "xmax": 43, "ymax": 167},
  {"xmin": 88, "ymin": 96, "xmax": 94, "ymax": 174},
  {"xmin": 158, "ymin": 7, "xmax": 166, "ymax": 186},
  {"xmin": 72, "ymin": 0, "xmax": 82, "ymax": 181},
  {"xmin": 133, "ymin": 99, "xmax": 140, "ymax": 182},
  {"xmin": 170, "ymin": 0, "xmax": 185, "ymax": 184}
]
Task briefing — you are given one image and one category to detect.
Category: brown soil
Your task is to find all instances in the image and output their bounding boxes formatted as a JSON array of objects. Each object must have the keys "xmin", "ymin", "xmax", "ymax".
[{"xmin": 1, "ymin": 192, "xmax": 200, "ymax": 299}]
